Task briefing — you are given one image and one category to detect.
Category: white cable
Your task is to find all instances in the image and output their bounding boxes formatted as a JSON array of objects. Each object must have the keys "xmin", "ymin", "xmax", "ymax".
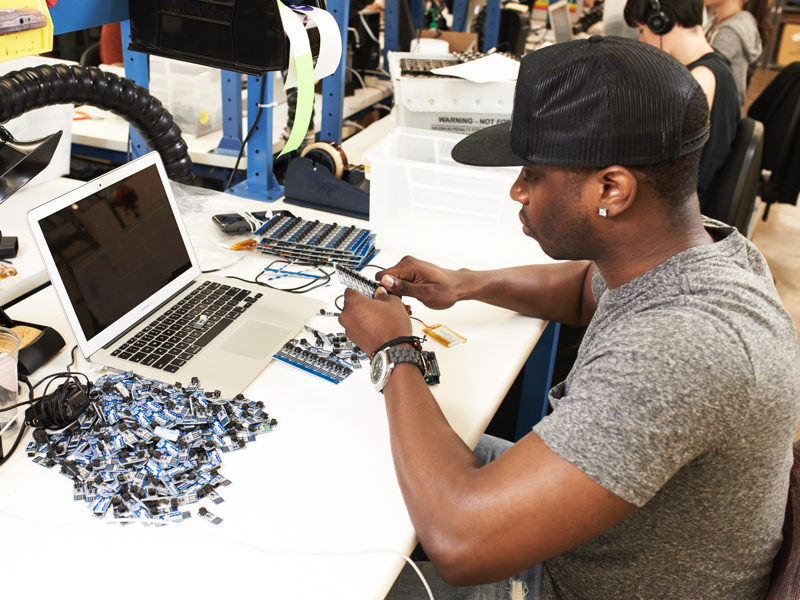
[
  {"xmin": 0, "ymin": 410, "xmax": 23, "ymax": 437},
  {"xmin": 343, "ymin": 120, "xmax": 366, "ymax": 132},
  {"xmin": 364, "ymin": 68, "xmax": 391, "ymax": 78},
  {"xmin": 236, "ymin": 211, "xmax": 262, "ymax": 232},
  {"xmin": 359, "ymin": 12, "xmax": 380, "ymax": 43},
  {"xmin": 348, "ymin": 26, "xmax": 361, "ymax": 46},
  {"xmin": 348, "ymin": 66, "xmax": 367, "ymax": 90}
]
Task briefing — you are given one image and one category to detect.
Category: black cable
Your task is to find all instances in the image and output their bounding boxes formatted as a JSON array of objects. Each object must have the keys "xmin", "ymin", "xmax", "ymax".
[
  {"xmin": 226, "ymin": 75, "xmax": 268, "ymax": 191},
  {"xmin": 65, "ymin": 344, "xmax": 78, "ymax": 373},
  {"xmin": 335, "ymin": 294, "xmax": 345, "ymax": 311},
  {"xmin": 0, "ymin": 64, "xmax": 193, "ymax": 183}
]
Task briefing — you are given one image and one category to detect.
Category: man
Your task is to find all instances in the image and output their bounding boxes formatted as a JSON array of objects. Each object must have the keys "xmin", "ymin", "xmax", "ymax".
[{"xmin": 339, "ymin": 37, "xmax": 800, "ymax": 599}]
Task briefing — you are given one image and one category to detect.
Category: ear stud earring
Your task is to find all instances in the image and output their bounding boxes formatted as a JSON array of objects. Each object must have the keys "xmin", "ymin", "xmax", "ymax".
[{"xmin": 599, "ymin": 207, "xmax": 609, "ymax": 217}]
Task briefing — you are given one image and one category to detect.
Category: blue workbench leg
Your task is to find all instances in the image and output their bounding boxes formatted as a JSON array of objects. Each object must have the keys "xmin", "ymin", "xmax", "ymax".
[
  {"xmin": 483, "ymin": 0, "xmax": 502, "ymax": 51},
  {"xmin": 320, "ymin": 0, "xmax": 349, "ymax": 143},
  {"xmin": 227, "ymin": 74, "xmax": 283, "ymax": 202},
  {"xmin": 216, "ymin": 71, "xmax": 244, "ymax": 156},
  {"xmin": 384, "ymin": 0, "xmax": 399, "ymax": 68},
  {"xmin": 120, "ymin": 20, "xmax": 150, "ymax": 161},
  {"xmin": 452, "ymin": 0, "xmax": 470, "ymax": 32},
  {"xmin": 515, "ymin": 321, "xmax": 560, "ymax": 441}
]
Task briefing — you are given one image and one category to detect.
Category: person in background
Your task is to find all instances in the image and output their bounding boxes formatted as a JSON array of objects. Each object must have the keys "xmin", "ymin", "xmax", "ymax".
[
  {"xmin": 705, "ymin": 0, "xmax": 773, "ymax": 107},
  {"xmin": 100, "ymin": 22, "xmax": 124, "ymax": 67},
  {"xmin": 625, "ymin": 0, "xmax": 739, "ymax": 209}
]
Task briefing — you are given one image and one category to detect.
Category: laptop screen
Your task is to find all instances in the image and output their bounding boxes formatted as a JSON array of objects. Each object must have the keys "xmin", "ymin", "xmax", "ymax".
[
  {"xmin": 549, "ymin": 0, "xmax": 573, "ymax": 44},
  {"xmin": 37, "ymin": 163, "xmax": 192, "ymax": 341}
]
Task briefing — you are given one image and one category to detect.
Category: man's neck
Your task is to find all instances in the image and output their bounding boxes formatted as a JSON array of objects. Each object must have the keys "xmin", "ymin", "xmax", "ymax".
[{"xmin": 594, "ymin": 218, "xmax": 715, "ymax": 290}]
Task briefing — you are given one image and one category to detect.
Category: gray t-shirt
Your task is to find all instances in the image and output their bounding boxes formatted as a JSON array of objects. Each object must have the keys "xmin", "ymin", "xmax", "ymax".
[{"xmin": 533, "ymin": 219, "xmax": 800, "ymax": 599}]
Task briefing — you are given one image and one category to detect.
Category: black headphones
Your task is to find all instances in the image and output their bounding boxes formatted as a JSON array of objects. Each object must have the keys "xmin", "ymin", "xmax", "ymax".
[{"xmin": 645, "ymin": 0, "xmax": 675, "ymax": 35}]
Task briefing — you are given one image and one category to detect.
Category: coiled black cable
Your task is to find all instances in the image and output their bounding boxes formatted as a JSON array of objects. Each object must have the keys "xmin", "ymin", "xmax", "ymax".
[{"xmin": 0, "ymin": 64, "xmax": 194, "ymax": 184}]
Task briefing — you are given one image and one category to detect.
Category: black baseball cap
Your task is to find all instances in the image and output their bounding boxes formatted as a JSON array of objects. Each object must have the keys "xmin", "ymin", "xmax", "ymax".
[{"xmin": 451, "ymin": 36, "xmax": 710, "ymax": 168}]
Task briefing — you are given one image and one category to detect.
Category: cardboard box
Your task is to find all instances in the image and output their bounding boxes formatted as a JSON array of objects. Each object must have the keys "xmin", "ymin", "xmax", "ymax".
[
  {"xmin": 416, "ymin": 30, "xmax": 478, "ymax": 52},
  {"xmin": 389, "ymin": 51, "xmax": 515, "ymax": 135},
  {"xmin": 776, "ymin": 23, "xmax": 800, "ymax": 66}
]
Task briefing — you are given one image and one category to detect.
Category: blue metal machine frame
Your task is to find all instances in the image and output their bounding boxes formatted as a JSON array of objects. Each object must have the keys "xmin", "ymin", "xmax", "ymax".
[{"xmin": 51, "ymin": 0, "xmax": 351, "ymax": 203}]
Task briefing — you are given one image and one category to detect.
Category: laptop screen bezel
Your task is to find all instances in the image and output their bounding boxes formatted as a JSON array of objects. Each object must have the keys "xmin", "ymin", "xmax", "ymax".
[{"xmin": 26, "ymin": 151, "xmax": 202, "ymax": 359}]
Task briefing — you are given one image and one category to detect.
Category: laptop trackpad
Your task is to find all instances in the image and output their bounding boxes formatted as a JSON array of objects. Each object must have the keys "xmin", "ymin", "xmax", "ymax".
[{"xmin": 217, "ymin": 319, "xmax": 292, "ymax": 361}]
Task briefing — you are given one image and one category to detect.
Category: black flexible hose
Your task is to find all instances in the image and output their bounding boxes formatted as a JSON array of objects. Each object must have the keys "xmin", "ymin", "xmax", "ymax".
[{"xmin": 0, "ymin": 64, "xmax": 194, "ymax": 184}]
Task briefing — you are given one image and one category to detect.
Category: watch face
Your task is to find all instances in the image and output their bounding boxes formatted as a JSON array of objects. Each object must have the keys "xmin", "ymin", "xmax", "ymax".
[{"xmin": 370, "ymin": 352, "xmax": 385, "ymax": 386}]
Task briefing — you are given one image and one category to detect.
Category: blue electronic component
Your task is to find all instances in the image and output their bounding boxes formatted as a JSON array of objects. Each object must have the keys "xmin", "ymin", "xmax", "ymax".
[
  {"xmin": 273, "ymin": 327, "xmax": 369, "ymax": 384},
  {"xmin": 28, "ymin": 373, "xmax": 278, "ymax": 525},
  {"xmin": 256, "ymin": 214, "xmax": 378, "ymax": 267}
]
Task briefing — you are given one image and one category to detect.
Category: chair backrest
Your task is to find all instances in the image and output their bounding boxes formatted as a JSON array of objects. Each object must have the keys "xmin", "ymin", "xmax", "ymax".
[
  {"xmin": 765, "ymin": 440, "xmax": 800, "ymax": 600},
  {"xmin": 703, "ymin": 117, "xmax": 764, "ymax": 234},
  {"xmin": 79, "ymin": 41, "xmax": 101, "ymax": 68},
  {"xmin": 747, "ymin": 62, "xmax": 800, "ymax": 173}
]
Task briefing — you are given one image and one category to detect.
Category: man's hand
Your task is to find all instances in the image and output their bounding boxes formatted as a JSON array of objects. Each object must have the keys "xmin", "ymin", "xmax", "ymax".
[
  {"xmin": 376, "ymin": 256, "xmax": 468, "ymax": 310},
  {"xmin": 338, "ymin": 287, "xmax": 413, "ymax": 357}
]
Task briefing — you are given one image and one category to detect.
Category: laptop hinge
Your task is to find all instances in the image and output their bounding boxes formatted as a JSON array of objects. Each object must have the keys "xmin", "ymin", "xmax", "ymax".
[{"xmin": 102, "ymin": 280, "xmax": 197, "ymax": 350}]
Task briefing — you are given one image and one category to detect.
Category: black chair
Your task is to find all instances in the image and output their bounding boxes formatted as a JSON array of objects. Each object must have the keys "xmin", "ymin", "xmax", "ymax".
[
  {"xmin": 703, "ymin": 117, "xmax": 764, "ymax": 235},
  {"xmin": 764, "ymin": 440, "xmax": 800, "ymax": 600},
  {"xmin": 747, "ymin": 62, "xmax": 800, "ymax": 221},
  {"xmin": 79, "ymin": 41, "xmax": 101, "ymax": 68}
]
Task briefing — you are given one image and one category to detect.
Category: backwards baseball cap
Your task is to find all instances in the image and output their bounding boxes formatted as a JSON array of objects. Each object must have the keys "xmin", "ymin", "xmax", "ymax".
[{"xmin": 451, "ymin": 36, "xmax": 710, "ymax": 168}]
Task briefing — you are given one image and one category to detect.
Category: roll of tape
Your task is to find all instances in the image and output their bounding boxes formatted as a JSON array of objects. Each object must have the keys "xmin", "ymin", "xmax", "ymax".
[{"xmin": 301, "ymin": 140, "xmax": 349, "ymax": 178}]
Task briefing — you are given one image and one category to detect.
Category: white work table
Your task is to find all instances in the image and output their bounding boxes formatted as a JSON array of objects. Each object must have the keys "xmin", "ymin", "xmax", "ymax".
[
  {"xmin": 0, "ymin": 178, "xmax": 85, "ymax": 307},
  {"xmin": 0, "ymin": 114, "xmax": 557, "ymax": 598},
  {"xmin": 0, "ymin": 193, "xmax": 551, "ymax": 599}
]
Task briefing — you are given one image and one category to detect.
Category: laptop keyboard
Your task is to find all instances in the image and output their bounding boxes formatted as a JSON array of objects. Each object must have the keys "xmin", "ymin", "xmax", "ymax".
[{"xmin": 110, "ymin": 281, "xmax": 262, "ymax": 374}]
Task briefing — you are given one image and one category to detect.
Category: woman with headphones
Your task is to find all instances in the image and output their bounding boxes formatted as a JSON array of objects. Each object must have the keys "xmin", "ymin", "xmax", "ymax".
[{"xmin": 624, "ymin": 0, "xmax": 740, "ymax": 210}]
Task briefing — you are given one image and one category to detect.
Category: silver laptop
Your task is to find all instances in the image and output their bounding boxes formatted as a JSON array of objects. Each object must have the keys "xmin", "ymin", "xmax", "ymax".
[
  {"xmin": 27, "ymin": 152, "xmax": 324, "ymax": 397},
  {"xmin": 549, "ymin": 0, "xmax": 573, "ymax": 44}
]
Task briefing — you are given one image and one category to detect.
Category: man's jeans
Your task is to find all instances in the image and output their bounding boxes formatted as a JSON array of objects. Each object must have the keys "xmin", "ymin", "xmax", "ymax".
[{"xmin": 385, "ymin": 434, "xmax": 545, "ymax": 600}]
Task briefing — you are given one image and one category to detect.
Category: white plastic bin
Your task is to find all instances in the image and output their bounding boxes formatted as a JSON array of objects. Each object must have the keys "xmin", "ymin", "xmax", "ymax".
[
  {"xmin": 364, "ymin": 127, "xmax": 541, "ymax": 269},
  {"xmin": 389, "ymin": 52, "xmax": 515, "ymax": 135},
  {"xmin": 149, "ymin": 56, "xmax": 222, "ymax": 137}
]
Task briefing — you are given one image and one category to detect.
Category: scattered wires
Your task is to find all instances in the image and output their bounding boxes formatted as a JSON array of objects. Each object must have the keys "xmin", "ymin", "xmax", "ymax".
[
  {"xmin": 226, "ymin": 260, "xmax": 333, "ymax": 294},
  {"xmin": 348, "ymin": 66, "xmax": 367, "ymax": 90},
  {"xmin": 411, "ymin": 316, "xmax": 429, "ymax": 328},
  {"xmin": 0, "ymin": 263, "xmax": 16, "ymax": 279},
  {"xmin": 363, "ymin": 68, "xmax": 391, "ymax": 78},
  {"xmin": 359, "ymin": 12, "xmax": 380, "ymax": 43}
]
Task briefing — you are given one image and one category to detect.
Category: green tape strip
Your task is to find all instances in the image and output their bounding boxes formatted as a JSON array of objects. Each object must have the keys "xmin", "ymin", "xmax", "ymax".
[{"xmin": 279, "ymin": 51, "xmax": 314, "ymax": 157}]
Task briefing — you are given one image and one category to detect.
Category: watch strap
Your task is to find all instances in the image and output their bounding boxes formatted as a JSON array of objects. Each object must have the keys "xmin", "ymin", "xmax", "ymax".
[
  {"xmin": 384, "ymin": 345, "xmax": 426, "ymax": 378},
  {"xmin": 371, "ymin": 336, "xmax": 424, "ymax": 360}
]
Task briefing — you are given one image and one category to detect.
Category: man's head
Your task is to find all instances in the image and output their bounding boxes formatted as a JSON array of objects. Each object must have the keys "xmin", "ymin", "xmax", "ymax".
[{"xmin": 451, "ymin": 37, "xmax": 709, "ymax": 260}]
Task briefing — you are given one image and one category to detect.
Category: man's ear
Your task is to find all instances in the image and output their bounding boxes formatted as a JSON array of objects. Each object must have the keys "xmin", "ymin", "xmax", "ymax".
[{"xmin": 592, "ymin": 166, "xmax": 637, "ymax": 218}]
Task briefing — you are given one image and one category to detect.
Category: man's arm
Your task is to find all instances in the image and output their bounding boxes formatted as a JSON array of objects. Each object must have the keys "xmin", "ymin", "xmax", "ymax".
[
  {"xmin": 380, "ymin": 361, "xmax": 635, "ymax": 585},
  {"xmin": 338, "ymin": 290, "xmax": 634, "ymax": 586},
  {"xmin": 377, "ymin": 257, "xmax": 598, "ymax": 326}
]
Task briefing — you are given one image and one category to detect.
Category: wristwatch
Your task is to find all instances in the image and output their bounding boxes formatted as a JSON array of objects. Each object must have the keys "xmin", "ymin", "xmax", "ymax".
[{"xmin": 370, "ymin": 345, "xmax": 426, "ymax": 393}]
